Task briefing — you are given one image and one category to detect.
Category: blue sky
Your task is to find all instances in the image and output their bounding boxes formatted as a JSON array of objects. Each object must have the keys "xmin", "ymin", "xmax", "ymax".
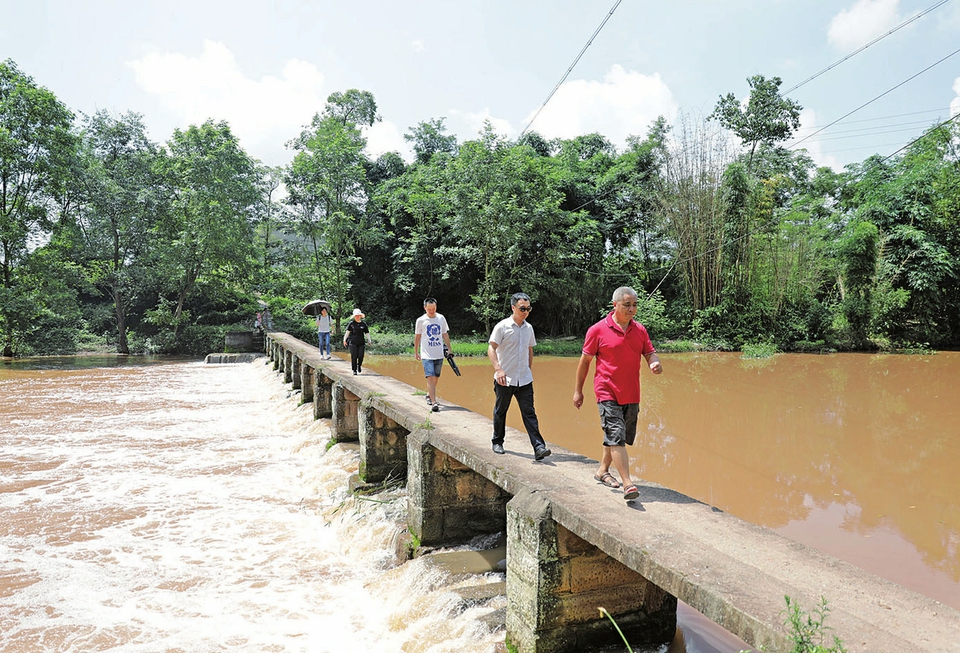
[{"xmin": 4, "ymin": 0, "xmax": 960, "ymax": 169}]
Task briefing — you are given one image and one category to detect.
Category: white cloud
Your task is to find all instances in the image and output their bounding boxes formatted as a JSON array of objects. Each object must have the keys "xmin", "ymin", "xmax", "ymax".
[
  {"xmin": 789, "ymin": 108, "xmax": 844, "ymax": 171},
  {"xmin": 518, "ymin": 64, "xmax": 677, "ymax": 149},
  {"xmin": 449, "ymin": 107, "xmax": 516, "ymax": 140},
  {"xmin": 828, "ymin": 0, "xmax": 901, "ymax": 51},
  {"xmin": 127, "ymin": 40, "xmax": 327, "ymax": 164},
  {"xmin": 951, "ymin": 77, "xmax": 960, "ymax": 117},
  {"xmin": 363, "ymin": 120, "xmax": 412, "ymax": 161}
]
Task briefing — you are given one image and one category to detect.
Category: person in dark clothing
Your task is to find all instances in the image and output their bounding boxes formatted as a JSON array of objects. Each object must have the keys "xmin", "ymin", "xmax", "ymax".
[{"xmin": 343, "ymin": 308, "xmax": 371, "ymax": 375}]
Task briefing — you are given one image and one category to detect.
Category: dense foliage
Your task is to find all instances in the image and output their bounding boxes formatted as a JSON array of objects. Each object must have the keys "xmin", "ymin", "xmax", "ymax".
[{"xmin": 2, "ymin": 60, "xmax": 959, "ymax": 356}]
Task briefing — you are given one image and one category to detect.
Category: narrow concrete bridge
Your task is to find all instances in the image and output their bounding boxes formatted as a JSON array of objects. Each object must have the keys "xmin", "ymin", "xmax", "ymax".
[{"xmin": 261, "ymin": 332, "xmax": 960, "ymax": 653}]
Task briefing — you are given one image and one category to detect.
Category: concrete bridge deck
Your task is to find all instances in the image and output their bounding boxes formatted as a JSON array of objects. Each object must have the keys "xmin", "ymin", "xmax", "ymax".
[{"xmin": 260, "ymin": 332, "xmax": 960, "ymax": 653}]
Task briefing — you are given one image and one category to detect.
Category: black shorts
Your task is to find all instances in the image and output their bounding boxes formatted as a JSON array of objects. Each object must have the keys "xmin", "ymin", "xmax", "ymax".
[{"xmin": 597, "ymin": 401, "xmax": 639, "ymax": 447}]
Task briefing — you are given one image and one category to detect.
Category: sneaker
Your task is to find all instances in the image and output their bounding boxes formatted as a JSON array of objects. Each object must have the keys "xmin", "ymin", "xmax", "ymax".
[
  {"xmin": 425, "ymin": 395, "xmax": 432, "ymax": 406},
  {"xmin": 492, "ymin": 443, "xmax": 505, "ymax": 454},
  {"xmin": 534, "ymin": 446, "xmax": 552, "ymax": 461},
  {"xmin": 353, "ymin": 370, "xmax": 358, "ymax": 375},
  {"xmin": 431, "ymin": 403, "xmax": 440, "ymax": 412}
]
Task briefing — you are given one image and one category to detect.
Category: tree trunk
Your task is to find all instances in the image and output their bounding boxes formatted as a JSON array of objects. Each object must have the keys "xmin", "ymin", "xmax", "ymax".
[{"xmin": 114, "ymin": 288, "xmax": 129, "ymax": 354}]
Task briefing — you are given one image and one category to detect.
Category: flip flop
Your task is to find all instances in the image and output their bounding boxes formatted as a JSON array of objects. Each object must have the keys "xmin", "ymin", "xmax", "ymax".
[
  {"xmin": 623, "ymin": 485, "xmax": 640, "ymax": 501},
  {"xmin": 593, "ymin": 472, "xmax": 621, "ymax": 488}
]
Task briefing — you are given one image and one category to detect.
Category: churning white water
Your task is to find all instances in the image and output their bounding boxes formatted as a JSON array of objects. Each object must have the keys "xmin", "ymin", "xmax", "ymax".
[{"xmin": 0, "ymin": 359, "xmax": 505, "ymax": 652}]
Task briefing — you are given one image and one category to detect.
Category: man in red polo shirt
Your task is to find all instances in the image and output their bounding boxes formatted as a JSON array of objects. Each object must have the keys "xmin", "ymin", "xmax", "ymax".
[{"xmin": 572, "ymin": 286, "xmax": 662, "ymax": 501}]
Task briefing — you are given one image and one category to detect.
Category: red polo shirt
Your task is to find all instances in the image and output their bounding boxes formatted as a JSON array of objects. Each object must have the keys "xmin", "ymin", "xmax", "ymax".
[{"xmin": 582, "ymin": 311, "xmax": 655, "ymax": 404}]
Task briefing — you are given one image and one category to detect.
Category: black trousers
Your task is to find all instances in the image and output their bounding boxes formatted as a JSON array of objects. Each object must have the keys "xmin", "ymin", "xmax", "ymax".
[
  {"xmin": 349, "ymin": 344, "xmax": 365, "ymax": 372},
  {"xmin": 492, "ymin": 381, "xmax": 546, "ymax": 450}
]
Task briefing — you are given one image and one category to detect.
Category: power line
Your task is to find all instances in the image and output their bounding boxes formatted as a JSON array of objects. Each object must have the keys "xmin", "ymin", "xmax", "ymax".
[
  {"xmin": 789, "ymin": 45, "xmax": 960, "ymax": 150},
  {"xmin": 782, "ymin": 0, "xmax": 952, "ymax": 96},
  {"xmin": 798, "ymin": 124, "xmax": 946, "ymax": 143},
  {"xmin": 519, "ymin": 0, "xmax": 624, "ymax": 138},
  {"xmin": 791, "ymin": 107, "xmax": 951, "ymax": 130},
  {"xmin": 792, "ymin": 114, "xmax": 948, "ymax": 137},
  {"xmin": 878, "ymin": 111, "xmax": 960, "ymax": 161}
]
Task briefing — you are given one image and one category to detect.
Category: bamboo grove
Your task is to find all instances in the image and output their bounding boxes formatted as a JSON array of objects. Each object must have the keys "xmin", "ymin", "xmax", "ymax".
[{"xmin": 3, "ymin": 59, "xmax": 959, "ymax": 356}]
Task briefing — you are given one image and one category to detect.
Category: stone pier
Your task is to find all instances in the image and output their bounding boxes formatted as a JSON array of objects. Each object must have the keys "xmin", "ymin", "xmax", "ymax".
[{"xmin": 506, "ymin": 489, "xmax": 676, "ymax": 652}]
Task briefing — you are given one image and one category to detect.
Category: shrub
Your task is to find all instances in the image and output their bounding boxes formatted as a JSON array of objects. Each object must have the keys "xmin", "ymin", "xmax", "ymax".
[{"xmin": 741, "ymin": 342, "xmax": 778, "ymax": 359}]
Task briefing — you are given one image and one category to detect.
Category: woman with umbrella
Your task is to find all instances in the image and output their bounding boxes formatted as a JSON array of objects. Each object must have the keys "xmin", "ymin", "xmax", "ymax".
[
  {"xmin": 302, "ymin": 300, "xmax": 333, "ymax": 359},
  {"xmin": 315, "ymin": 306, "xmax": 332, "ymax": 359}
]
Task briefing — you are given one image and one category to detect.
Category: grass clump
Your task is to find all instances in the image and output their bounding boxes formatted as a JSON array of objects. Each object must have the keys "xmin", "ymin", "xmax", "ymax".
[
  {"xmin": 782, "ymin": 596, "xmax": 846, "ymax": 653},
  {"xmin": 741, "ymin": 342, "xmax": 778, "ymax": 359},
  {"xmin": 603, "ymin": 594, "xmax": 846, "ymax": 653}
]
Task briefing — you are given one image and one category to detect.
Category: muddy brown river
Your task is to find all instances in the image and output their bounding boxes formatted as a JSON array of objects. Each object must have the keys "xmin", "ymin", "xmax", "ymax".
[{"xmin": 366, "ymin": 351, "xmax": 960, "ymax": 611}]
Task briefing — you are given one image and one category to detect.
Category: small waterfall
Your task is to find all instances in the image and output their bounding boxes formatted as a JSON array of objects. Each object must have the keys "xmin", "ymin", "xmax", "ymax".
[{"xmin": 0, "ymin": 359, "xmax": 507, "ymax": 652}]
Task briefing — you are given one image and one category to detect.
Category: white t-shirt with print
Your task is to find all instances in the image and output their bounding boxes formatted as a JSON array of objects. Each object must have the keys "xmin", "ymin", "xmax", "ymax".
[{"xmin": 415, "ymin": 313, "xmax": 449, "ymax": 360}]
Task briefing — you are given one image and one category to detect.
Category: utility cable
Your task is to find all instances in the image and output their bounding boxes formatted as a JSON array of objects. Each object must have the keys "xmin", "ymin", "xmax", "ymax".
[
  {"xmin": 791, "ymin": 107, "xmax": 950, "ymax": 131},
  {"xmin": 877, "ymin": 111, "xmax": 960, "ymax": 161},
  {"xmin": 789, "ymin": 45, "xmax": 960, "ymax": 149},
  {"xmin": 782, "ymin": 0, "xmax": 952, "ymax": 96},
  {"xmin": 519, "ymin": 0, "xmax": 623, "ymax": 138}
]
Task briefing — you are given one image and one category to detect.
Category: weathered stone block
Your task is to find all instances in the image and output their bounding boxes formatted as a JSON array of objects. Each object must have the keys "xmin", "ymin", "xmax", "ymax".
[
  {"xmin": 557, "ymin": 525, "xmax": 594, "ymax": 557},
  {"xmin": 359, "ymin": 402, "xmax": 409, "ymax": 485},
  {"xmin": 332, "ymin": 382, "xmax": 359, "ymax": 442},
  {"xmin": 301, "ymin": 365, "xmax": 314, "ymax": 403},
  {"xmin": 291, "ymin": 355, "xmax": 301, "ymax": 389},
  {"xmin": 506, "ymin": 489, "xmax": 677, "ymax": 652},
  {"xmin": 565, "ymin": 551, "xmax": 643, "ymax": 594},
  {"xmin": 313, "ymin": 372, "xmax": 332, "ymax": 419}
]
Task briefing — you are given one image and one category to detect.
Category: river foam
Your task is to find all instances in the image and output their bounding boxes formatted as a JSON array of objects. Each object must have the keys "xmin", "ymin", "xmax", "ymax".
[{"xmin": 0, "ymin": 360, "xmax": 505, "ymax": 652}]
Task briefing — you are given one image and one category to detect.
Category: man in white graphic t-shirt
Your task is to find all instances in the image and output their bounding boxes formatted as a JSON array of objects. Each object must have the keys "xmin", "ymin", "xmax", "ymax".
[{"xmin": 414, "ymin": 298, "xmax": 452, "ymax": 412}]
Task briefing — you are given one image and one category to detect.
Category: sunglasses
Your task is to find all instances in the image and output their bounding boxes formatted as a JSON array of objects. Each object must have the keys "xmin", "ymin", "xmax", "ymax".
[{"xmin": 517, "ymin": 306, "xmax": 532, "ymax": 312}]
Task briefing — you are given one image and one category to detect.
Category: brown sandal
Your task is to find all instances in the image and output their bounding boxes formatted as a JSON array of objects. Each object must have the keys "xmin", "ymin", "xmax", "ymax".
[{"xmin": 593, "ymin": 472, "xmax": 621, "ymax": 488}]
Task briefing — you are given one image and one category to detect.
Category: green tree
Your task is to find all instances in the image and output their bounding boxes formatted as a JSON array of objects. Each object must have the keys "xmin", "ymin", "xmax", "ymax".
[
  {"xmin": 154, "ymin": 120, "xmax": 261, "ymax": 343},
  {"xmin": 322, "ymin": 89, "xmax": 380, "ymax": 128},
  {"xmin": 852, "ymin": 124, "xmax": 960, "ymax": 345},
  {"xmin": 284, "ymin": 91, "xmax": 379, "ymax": 331},
  {"xmin": 70, "ymin": 110, "xmax": 163, "ymax": 353},
  {"xmin": 254, "ymin": 165, "xmax": 284, "ymax": 277},
  {"xmin": 0, "ymin": 59, "xmax": 76, "ymax": 356},
  {"xmin": 658, "ymin": 114, "xmax": 735, "ymax": 313},
  {"xmin": 596, "ymin": 118, "xmax": 669, "ymax": 259},
  {"xmin": 373, "ymin": 154, "xmax": 449, "ymax": 299},
  {"xmin": 404, "ymin": 118, "xmax": 457, "ymax": 164},
  {"xmin": 839, "ymin": 220, "xmax": 879, "ymax": 347},
  {"xmin": 439, "ymin": 122, "xmax": 567, "ymax": 331},
  {"xmin": 711, "ymin": 74, "xmax": 802, "ymax": 170}
]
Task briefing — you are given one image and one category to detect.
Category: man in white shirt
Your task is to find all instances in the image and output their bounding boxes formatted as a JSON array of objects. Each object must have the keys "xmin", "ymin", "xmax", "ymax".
[
  {"xmin": 414, "ymin": 298, "xmax": 451, "ymax": 412},
  {"xmin": 487, "ymin": 292, "xmax": 551, "ymax": 460}
]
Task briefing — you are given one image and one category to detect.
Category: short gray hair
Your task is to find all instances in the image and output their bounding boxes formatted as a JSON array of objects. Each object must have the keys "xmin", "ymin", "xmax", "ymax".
[
  {"xmin": 511, "ymin": 292, "xmax": 531, "ymax": 306},
  {"xmin": 612, "ymin": 286, "xmax": 638, "ymax": 303}
]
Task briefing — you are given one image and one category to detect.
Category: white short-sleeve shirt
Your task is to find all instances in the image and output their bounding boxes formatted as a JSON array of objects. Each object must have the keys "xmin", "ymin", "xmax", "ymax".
[
  {"xmin": 415, "ymin": 313, "xmax": 449, "ymax": 360},
  {"xmin": 488, "ymin": 317, "xmax": 536, "ymax": 386}
]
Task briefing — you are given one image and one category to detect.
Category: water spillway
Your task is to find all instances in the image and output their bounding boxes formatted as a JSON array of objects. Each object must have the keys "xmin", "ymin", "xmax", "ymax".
[
  {"xmin": 267, "ymin": 331, "xmax": 960, "ymax": 653},
  {"xmin": 0, "ymin": 356, "xmax": 506, "ymax": 651}
]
